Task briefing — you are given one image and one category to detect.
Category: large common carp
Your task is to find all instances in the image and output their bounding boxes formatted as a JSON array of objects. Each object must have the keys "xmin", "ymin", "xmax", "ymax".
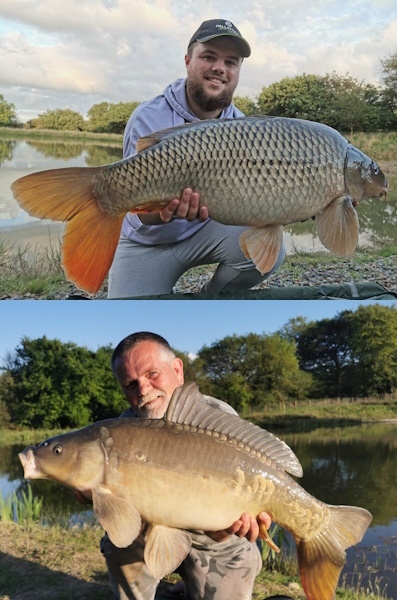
[
  {"xmin": 11, "ymin": 116, "xmax": 388, "ymax": 294},
  {"xmin": 19, "ymin": 382, "xmax": 372, "ymax": 600}
]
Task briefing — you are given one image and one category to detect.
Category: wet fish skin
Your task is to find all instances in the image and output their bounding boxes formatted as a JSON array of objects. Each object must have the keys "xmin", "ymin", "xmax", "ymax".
[
  {"xmin": 11, "ymin": 116, "xmax": 388, "ymax": 293},
  {"xmin": 18, "ymin": 383, "xmax": 372, "ymax": 600},
  {"xmin": 11, "ymin": 117, "xmax": 388, "ymax": 293}
]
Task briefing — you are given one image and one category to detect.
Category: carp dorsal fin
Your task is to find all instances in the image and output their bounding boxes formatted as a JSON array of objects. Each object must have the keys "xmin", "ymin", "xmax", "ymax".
[
  {"xmin": 136, "ymin": 122, "xmax": 201, "ymax": 152},
  {"xmin": 167, "ymin": 383, "xmax": 303, "ymax": 478},
  {"xmin": 136, "ymin": 118, "xmax": 237, "ymax": 153}
]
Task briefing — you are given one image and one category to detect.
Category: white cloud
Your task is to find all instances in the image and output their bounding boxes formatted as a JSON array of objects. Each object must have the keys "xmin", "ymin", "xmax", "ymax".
[{"xmin": 0, "ymin": 0, "xmax": 396, "ymax": 121}]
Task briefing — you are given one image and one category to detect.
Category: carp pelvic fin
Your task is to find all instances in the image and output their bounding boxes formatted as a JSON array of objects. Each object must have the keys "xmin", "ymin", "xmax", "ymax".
[
  {"xmin": 92, "ymin": 485, "xmax": 142, "ymax": 548},
  {"xmin": 238, "ymin": 225, "xmax": 283, "ymax": 274},
  {"xmin": 295, "ymin": 504, "xmax": 372, "ymax": 600},
  {"xmin": 11, "ymin": 167, "xmax": 124, "ymax": 294},
  {"xmin": 144, "ymin": 524, "xmax": 192, "ymax": 580},
  {"xmin": 315, "ymin": 195, "xmax": 359, "ymax": 257}
]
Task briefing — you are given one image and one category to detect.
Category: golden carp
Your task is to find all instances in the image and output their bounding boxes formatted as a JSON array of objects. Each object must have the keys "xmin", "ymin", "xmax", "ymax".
[
  {"xmin": 11, "ymin": 116, "xmax": 388, "ymax": 294},
  {"xmin": 18, "ymin": 382, "xmax": 372, "ymax": 600}
]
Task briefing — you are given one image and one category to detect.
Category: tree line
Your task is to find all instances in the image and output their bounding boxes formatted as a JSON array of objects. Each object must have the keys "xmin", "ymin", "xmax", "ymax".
[
  {"xmin": 0, "ymin": 304, "xmax": 396, "ymax": 430},
  {"xmin": 1, "ymin": 49, "xmax": 396, "ymax": 133}
]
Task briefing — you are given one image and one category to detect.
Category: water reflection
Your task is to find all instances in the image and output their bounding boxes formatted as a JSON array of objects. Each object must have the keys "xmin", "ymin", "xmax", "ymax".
[
  {"xmin": 0, "ymin": 137, "xmax": 396, "ymax": 254},
  {"xmin": 1, "ymin": 422, "xmax": 397, "ymax": 597},
  {"xmin": 0, "ymin": 137, "xmax": 123, "ymax": 238}
]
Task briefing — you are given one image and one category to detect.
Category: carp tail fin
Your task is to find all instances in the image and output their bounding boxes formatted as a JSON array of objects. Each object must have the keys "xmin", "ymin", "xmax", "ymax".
[
  {"xmin": 11, "ymin": 168, "xmax": 124, "ymax": 294},
  {"xmin": 295, "ymin": 505, "xmax": 372, "ymax": 600}
]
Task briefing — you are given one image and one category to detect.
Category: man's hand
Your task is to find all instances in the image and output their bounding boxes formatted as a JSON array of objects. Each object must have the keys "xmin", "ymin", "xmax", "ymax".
[
  {"xmin": 138, "ymin": 188, "xmax": 209, "ymax": 225},
  {"xmin": 206, "ymin": 512, "xmax": 272, "ymax": 543},
  {"xmin": 160, "ymin": 188, "xmax": 208, "ymax": 223}
]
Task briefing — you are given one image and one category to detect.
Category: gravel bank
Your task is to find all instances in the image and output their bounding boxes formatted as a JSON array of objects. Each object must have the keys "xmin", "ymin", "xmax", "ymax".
[{"xmin": 2, "ymin": 255, "xmax": 396, "ymax": 299}]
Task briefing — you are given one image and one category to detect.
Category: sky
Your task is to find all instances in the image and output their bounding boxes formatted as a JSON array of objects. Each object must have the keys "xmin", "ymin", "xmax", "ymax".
[
  {"xmin": 0, "ymin": 299, "xmax": 395, "ymax": 364},
  {"xmin": 0, "ymin": 0, "xmax": 396, "ymax": 122}
]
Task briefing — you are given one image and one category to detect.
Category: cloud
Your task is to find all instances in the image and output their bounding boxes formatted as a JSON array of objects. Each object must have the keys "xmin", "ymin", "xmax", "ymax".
[{"xmin": 0, "ymin": 0, "xmax": 395, "ymax": 121}]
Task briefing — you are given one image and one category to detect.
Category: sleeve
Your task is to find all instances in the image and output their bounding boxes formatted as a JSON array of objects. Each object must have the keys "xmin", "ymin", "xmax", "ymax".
[{"xmin": 123, "ymin": 100, "xmax": 175, "ymax": 159}]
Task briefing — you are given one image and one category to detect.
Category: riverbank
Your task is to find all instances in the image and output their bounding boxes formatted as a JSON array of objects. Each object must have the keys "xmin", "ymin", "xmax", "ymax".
[
  {"xmin": 0, "ymin": 521, "xmax": 386, "ymax": 600},
  {"xmin": 1, "ymin": 246, "xmax": 397, "ymax": 299}
]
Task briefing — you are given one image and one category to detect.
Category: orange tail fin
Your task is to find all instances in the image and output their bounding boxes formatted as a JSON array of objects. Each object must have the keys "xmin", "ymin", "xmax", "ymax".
[
  {"xmin": 11, "ymin": 168, "xmax": 124, "ymax": 294},
  {"xmin": 295, "ymin": 505, "xmax": 372, "ymax": 600}
]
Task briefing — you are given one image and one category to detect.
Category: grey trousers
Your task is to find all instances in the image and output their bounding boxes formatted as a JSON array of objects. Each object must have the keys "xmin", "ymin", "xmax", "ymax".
[
  {"xmin": 101, "ymin": 533, "xmax": 263, "ymax": 600},
  {"xmin": 107, "ymin": 220, "xmax": 285, "ymax": 298}
]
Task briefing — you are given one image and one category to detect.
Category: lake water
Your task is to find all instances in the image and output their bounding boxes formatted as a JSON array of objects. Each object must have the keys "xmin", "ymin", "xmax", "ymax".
[
  {"xmin": 0, "ymin": 137, "xmax": 396, "ymax": 255},
  {"xmin": 1, "ymin": 421, "xmax": 397, "ymax": 598}
]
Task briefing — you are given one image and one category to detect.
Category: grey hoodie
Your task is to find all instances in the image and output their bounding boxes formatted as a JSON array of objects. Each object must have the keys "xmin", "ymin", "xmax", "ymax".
[{"xmin": 121, "ymin": 78, "xmax": 244, "ymax": 245}]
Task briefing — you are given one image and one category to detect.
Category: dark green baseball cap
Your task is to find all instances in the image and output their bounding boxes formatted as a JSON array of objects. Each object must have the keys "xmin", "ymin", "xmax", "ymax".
[{"xmin": 188, "ymin": 19, "xmax": 251, "ymax": 57}]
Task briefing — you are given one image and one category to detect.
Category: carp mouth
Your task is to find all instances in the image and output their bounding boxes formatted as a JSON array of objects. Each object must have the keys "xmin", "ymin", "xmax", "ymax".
[{"xmin": 18, "ymin": 448, "xmax": 43, "ymax": 480}]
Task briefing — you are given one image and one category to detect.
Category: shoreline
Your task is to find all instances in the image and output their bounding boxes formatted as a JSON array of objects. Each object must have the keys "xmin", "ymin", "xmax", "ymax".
[{"xmin": 1, "ymin": 252, "xmax": 396, "ymax": 299}]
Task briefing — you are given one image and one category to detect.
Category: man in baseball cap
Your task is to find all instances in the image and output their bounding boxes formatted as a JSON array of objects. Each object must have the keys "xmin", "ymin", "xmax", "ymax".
[
  {"xmin": 188, "ymin": 18, "xmax": 251, "ymax": 57},
  {"xmin": 109, "ymin": 18, "xmax": 285, "ymax": 301}
]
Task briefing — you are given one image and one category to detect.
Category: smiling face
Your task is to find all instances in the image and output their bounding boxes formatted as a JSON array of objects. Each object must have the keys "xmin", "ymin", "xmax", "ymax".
[
  {"xmin": 113, "ymin": 341, "xmax": 184, "ymax": 419},
  {"xmin": 185, "ymin": 38, "xmax": 243, "ymax": 119}
]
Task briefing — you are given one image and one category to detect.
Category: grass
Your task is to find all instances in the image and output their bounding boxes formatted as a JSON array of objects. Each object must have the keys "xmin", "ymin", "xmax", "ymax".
[
  {"xmin": 349, "ymin": 131, "xmax": 397, "ymax": 162},
  {"xmin": 0, "ymin": 236, "xmax": 80, "ymax": 298},
  {"xmin": 0, "ymin": 126, "xmax": 123, "ymax": 144},
  {"xmin": 242, "ymin": 395, "xmax": 397, "ymax": 431},
  {"xmin": 1, "ymin": 236, "xmax": 396, "ymax": 298},
  {"xmin": 0, "ymin": 520, "xmax": 388, "ymax": 600},
  {"xmin": 0, "ymin": 486, "xmax": 43, "ymax": 523}
]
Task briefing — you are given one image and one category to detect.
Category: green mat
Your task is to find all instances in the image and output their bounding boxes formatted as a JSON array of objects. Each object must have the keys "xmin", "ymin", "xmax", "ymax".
[{"xmin": 131, "ymin": 282, "xmax": 397, "ymax": 301}]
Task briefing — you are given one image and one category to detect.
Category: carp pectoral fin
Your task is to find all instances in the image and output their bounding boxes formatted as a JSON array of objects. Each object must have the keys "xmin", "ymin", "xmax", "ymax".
[
  {"xmin": 144, "ymin": 524, "xmax": 191, "ymax": 580},
  {"xmin": 315, "ymin": 196, "xmax": 359, "ymax": 257},
  {"xmin": 11, "ymin": 167, "xmax": 124, "ymax": 294},
  {"xmin": 92, "ymin": 485, "xmax": 142, "ymax": 548},
  {"xmin": 239, "ymin": 225, "xmax": 283, "ymax": 274},
  {"xmin": 295, "ymin": 504, "xmax": 372, "ymax": 600}
]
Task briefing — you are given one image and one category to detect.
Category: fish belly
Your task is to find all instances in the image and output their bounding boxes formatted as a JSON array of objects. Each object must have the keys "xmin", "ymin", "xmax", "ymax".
[
  {"xmin": 104, "ymin": 424, "xmax": 323, "ymax": 537},
  {"xmin": 98, "ymin": 117, "xmax": 347, "ymax": 224},
  {"xmin": 111, "ymin": 462, "xmax": 266, "ymax": 531}
]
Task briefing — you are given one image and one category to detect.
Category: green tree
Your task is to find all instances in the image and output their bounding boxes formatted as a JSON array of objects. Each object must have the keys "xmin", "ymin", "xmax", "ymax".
[
  {"xmin": 86, "ymin": 345, "xmax": 127, "ymax": 420},
  {"xmin": 0, "ymin": 94, "xmax": 18, "ymax": 127},
  {"xmin": 2, "ymin": 337, "xmax": 126, "ymax": 428},
  {"xmin": 0, "ymin": 371, "xmax": 12, "ymax": 425},
  {"xmin": 380, "ymin": 49, "xmax": 397, "ymax": 118},
  {"xmin": 257, "ymin": 71, "xmax": 389, "ymax": 132},
  {"xmin": 346, "ymin": 304, "xmax": 397, "ymax": 396},
  {"xmin": 86, "ymin": 101, "xmax": 140, "ymax": 134},
  {"xmin": 233, "ymin": 95, "xmax": 258, "ymax": 115},
  {"xmin": 257, "ymin": 73, "xmax": 330, "ymax": 122},
  {"xmin": 32, "ymin": 108, "xmax": 85, "ymax": 131},
  {"xmin": 4, "ymin": 337, "xmax": 92, "ymax": 427},
  {"xmin": 294, "ymin": 315, "xmax": 354, "ymax": 398},
  {"xmin": 323, "ymin": 72, "xmax": 373, "ymax": 134},
  {"xmin": 198, "ymin": 333, "xmax": 311, "ymax": 410}
]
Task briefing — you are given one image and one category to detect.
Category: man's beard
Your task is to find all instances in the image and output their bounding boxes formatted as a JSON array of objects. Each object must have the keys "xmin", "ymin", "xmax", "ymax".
[
  {"xmin": 186, "ymin": 79, "xmax": 234, "ymax": 113},
  {"xmin": 137, "ymin": 390, "xmax": 167, "ymax": 419}
]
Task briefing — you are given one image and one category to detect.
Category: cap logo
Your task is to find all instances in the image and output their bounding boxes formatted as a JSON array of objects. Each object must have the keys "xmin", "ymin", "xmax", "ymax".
[{"xmin": 216, "ymin": 22, "xmax": 238, "ymax": 35}]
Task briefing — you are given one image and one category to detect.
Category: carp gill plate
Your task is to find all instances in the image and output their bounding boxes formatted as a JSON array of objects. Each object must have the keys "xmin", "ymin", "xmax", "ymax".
[
  {"xmin": 11, "ymin": 116, "xmax": 388, "ymax": 294},
  {"xmin": 18, "ymin": 382, "xmax": 372, "ymax": 600}
]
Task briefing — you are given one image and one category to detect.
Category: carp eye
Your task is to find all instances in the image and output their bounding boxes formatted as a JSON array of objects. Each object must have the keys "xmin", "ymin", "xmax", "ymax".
[{"xmin": 53, "ymin": 444, "xmax": 63, "ymax": 455}]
